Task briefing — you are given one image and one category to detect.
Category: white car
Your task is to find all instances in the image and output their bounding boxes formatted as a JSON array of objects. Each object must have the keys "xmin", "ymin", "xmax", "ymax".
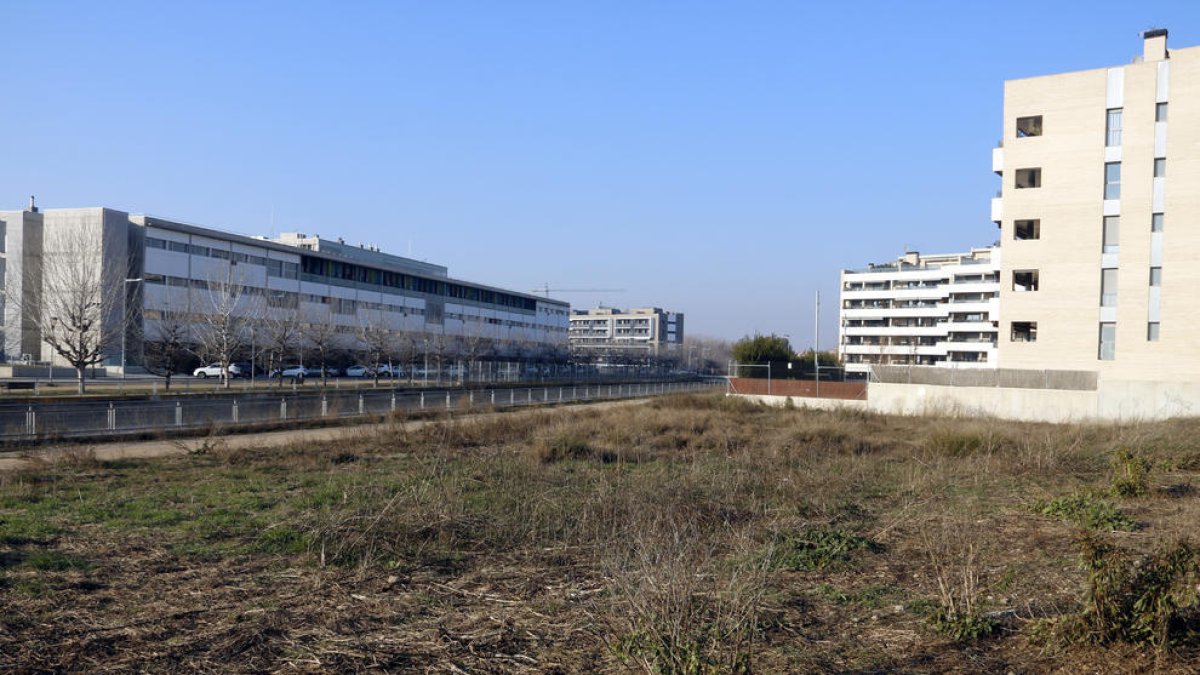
[
  {"xmin": 344, "ymin": 365, "xmax": 372, "ymax": 378},
  {"xmin": 270, "ymin": 365, "xmax": 310, "ymax": 379},
  {"xmin": 193, "ymin": 363, "xmax": 244, "ymax": 379}
]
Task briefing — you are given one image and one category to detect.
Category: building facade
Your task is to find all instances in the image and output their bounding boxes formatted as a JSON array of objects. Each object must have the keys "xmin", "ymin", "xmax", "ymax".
[
  {"xmin": 993, "ymin": 29, "xmax": 1200, "ymax": 382},
  {"xmin": 839, "ymin": 248, "xmax": 1000, "ymax": 375},
  {"xmin": 0, "ymin": 204, "xmax": 570, "ymax": 369},
  {"xmin": 568, "ymin": 307, "xmax": 683, "ymax": 354}
]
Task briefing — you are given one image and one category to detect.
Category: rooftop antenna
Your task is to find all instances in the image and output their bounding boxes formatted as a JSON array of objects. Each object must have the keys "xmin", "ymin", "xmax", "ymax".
[{"xmin": 28, "ymin": 195, "xmax": 37, "ymax": 213}]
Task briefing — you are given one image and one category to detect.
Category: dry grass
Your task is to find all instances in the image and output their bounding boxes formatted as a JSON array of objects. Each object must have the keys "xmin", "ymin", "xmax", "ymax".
[{"xmin": 2, "ymin": 394, "xmax": 1200, "ymax": 672}]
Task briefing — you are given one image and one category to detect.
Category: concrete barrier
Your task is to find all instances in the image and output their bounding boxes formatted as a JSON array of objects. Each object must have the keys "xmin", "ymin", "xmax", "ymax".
[{"xmin": 732, "ymin": 379, "xmax": 1200, "ymax": 422}]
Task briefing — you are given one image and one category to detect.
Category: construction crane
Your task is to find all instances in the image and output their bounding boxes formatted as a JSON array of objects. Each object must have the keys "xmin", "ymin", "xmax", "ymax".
[{"xmin": 530, "ymin": 284, "xmax": 625, "ymax": 298}]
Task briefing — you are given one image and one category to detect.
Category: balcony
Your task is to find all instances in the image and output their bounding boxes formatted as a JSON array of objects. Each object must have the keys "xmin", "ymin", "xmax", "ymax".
[
  {"xmin": 992, "ymin": 146, "xmax": 1004, "ymax": 174},
  {"xmin": 991, "ymin": 197, "xmax": 1003, "ymax": 224}
]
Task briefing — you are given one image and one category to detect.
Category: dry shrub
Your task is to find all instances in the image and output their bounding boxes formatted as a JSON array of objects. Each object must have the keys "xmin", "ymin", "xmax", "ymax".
[
  {"xmin": 1044, "ymin": 535, "xmax": 1200, "ymax": 650},
  {"xmin": 920, "ymin": 515, "xmax": 998, "ymax": 641},
  {"xmin": 603, "ymin": 514, "xmax": 769, "ymax": 674},
  {"xmin": 41, "ymin": 446, "xmax": 102, "ymax": 470},
  {"xmin": 923, "ymin": 421, "xmax": 1015, "ymax": 458}
]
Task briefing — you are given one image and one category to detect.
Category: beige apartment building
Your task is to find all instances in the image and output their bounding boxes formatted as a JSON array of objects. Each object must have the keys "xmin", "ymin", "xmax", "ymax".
[{"xmin": 994, "ymin": 29, "xmax": 1199, "ymax": 382}]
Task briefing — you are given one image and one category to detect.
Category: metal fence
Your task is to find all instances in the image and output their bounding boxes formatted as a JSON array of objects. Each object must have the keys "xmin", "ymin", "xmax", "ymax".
[
  {"xmin": 868, "ymin": 366, "xmax": 1098, "ymax": 391},
  {"xmin": 0, "ymin": 380, "xmax": 720, "ymax": 443}
]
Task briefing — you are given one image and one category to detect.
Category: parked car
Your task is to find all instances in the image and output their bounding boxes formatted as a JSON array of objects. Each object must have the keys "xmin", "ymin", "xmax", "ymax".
[
  {"xmin": 269, "ymin": 365, "xmax": 310, "ymax": 379},
  {"xmin": 193, "ymin": 363, "xmax": 245, "ymax": 379},
  {"xmin": 344, "ymin": 365, "xmax": 372, "ymax": 378},
  {"xmin": 314, "ymin": 366, "xmax": 341, "ymax": 377},
  {"xmin": 376, "ymin": 364, "xmax": 401, "ymax": 378}
]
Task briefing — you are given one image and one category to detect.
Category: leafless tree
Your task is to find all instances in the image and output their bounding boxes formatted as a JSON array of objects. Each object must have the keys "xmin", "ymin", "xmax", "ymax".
[
  {"xmin": 142, "ymin": 308, "xmax": 191, "ymax": 391},
  {"xmin": 192, "ymin": 266, "xmax": 257, "ymax": 389},
  {"xmin": 357, "ymin": 310, "xmax": 396, "ymax": 388},
  {"xmin": 262, "ymin": 296, "xmax": 304, "ymax": 388},
  {"xmin": 8, "ymin": 225, "xmax": 129, "ymax": 393},
  {"xmin": 303, "ymin": 304, "xmax": 343, "ymax": 387}
]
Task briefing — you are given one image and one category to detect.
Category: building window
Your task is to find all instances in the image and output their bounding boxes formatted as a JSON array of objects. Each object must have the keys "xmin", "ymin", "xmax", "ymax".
[
  {"xmin": 1156, "ymin": 102, "xmax": 1168, "ymax": 122},
  {"xmin": 1150, "ymin": 266, "xmax": 1162, "ymax": 286},
  {"xmin": 1100, "ymin": 268, "xmax": 1119, "ymax": 307},
  {"xmin": 1102, "ymin": 216, "xmax": 1120, "ymax": 253},
  {"xmin": 1148, "ymin": 322, "xmax": 1160, "ymax": 341},
  {"xmin": 1154, "ymin": 158, "xmax": 1166, "ymax": 177},
  {"xmin": 1104, "ymin": 162, "xmax": 1121, "ymax": 199},
  {"xmin": 1016, "ymin": 115, "xmax": 1043, "ymax": 137},
  {"xmin": 1099, "ymin": 322, "xmax": 1116, "ymax": 360},
  {"xmin": 1015, "ymin": 168, "xmax": 1042, "ymax": 189},
  {"xmin": 1013, "ymin": 270, "xmax": 1040, "ymax": 292},
  {"xmin": 1106, "ymin": 108, "xmax": 1123, "ymax": 146},
  {"xmin": 1152, "ymin": 212, "xmax": 1164, "ymax": 232},
  {"xmin": 1014, "ymin": 219, "xmax": 1041, "ymax": 240},
  {"xmin": 1011, "ymin": 321, "xmax": 1037, "ymax": 342}
]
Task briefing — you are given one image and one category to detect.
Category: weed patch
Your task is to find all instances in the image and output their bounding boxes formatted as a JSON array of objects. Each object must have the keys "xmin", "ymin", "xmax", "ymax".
[
  {"xmin": 1110, "ymin": 447, "xmax": 1152, "ymax": 498},
  {"xmin": 1043, "ymin": 535, "xmax": 1200, "ymax": 650},
  {"xmin": 771, "ymin": 525, "xmax": 883, "ymax": 571},
  {"xmin": 1036, "ymin": 493, "xmax": 1137, "ymax": 531}
]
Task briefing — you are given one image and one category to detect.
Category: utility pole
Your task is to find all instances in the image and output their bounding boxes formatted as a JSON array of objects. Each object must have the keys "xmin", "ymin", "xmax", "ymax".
[{"xmin": 814, "ymin": 290, "xmax": 820, "ymax": 398}]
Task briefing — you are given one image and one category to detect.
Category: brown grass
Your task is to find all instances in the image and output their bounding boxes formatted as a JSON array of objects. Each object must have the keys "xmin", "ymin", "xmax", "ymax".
[{"xmin": 2, "ymin": 394, "xmax": 1200, "ymax": 672}]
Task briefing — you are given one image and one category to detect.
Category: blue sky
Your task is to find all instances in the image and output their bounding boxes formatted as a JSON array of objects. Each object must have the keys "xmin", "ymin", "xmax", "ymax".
[{"xmin": 5, "ymin": 1, "xmax": 1200, "ymax": 345}]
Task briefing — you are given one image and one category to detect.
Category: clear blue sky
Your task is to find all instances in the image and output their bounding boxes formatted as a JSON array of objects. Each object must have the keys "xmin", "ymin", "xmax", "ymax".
[{"xmin": 5, "ymin": 1, "xmax": 1199, "ymax": 346}]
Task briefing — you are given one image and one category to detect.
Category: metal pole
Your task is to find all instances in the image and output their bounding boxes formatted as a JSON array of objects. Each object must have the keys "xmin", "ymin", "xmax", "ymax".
[{"xmin": 815, "ymin": 289, "xmax": 820, "ymax": 398}]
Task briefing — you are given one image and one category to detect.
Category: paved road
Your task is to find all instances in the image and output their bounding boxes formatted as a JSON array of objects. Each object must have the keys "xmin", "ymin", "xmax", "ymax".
[{"xmin": 0, "ymin": 397, "xmax": 648, "ymax": 472}]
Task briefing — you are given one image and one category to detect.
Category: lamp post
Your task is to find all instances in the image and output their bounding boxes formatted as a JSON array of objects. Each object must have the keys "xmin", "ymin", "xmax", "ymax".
[
  {"xmin": 423, "ymin": 338, "xmax": 429, "ymax": 387},
  {"xmin": 121, "ymin": 278, "xmax": 144, "ymax": 380}
]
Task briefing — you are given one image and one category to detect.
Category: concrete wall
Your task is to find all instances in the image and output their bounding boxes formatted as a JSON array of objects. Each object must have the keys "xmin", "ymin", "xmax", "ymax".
[
  {"xmin": 734, "ymin": 379, "xmax": 1200, "ymax": 422},
  {"xmin": 736, "ymin": 394, "xmax": 870, "ymax": 413}
]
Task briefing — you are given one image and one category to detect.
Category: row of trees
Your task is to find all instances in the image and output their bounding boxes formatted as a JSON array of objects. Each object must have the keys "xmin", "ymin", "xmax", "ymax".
[{"xmin": 730, "ymin": 333, "xmax": 841, "ymax": 379}]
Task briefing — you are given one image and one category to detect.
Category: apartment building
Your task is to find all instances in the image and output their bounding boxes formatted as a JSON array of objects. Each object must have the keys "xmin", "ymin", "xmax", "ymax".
[
  {"xmin": 0, "ymin": 203, "xmax": 570, "ymax": 369},
  {"xmin": 992, "ymin": 29, "xmax": 1200, "ymax": 382},
  {"xmin": 839, "ymin": 248, "xmax": 1000, "ymax": 375},
  {"xmin": 568, "ymin": 307, "xmax": 683, "ymax": 354}
]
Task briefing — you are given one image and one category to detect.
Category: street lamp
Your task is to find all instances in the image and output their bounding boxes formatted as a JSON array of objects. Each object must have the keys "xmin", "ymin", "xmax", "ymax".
[
  {"xmin": 423, "ymin": 338, "xmax": 429, "ymax": 386},
  {"xmin": 121, "ymin": 278, "xmax": 144, "ymax": 380}
]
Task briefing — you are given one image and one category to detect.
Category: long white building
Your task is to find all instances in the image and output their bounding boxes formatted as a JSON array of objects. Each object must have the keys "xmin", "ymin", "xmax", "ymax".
[
  {"xmin": 839, "ymin": 248, "xmax": 1000, "ymax": 375},
  {"xmin": 0, "ymin": 203, "xmax": 569, "ymax": 369}
]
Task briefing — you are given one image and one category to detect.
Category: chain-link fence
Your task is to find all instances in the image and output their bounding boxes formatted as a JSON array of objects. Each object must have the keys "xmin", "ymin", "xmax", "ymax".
[
  {"xmin": 868, "ymin": 366, "xmax": 1098, "ymax": 391},
  {"xmin": 0, "ymin": 380, "xmax": 720, "ymax": 442}
]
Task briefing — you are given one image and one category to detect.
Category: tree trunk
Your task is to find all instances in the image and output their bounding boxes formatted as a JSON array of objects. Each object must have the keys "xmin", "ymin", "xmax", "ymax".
[{"xmin": 76, "ymin": 365, "xmax": 86, "ymax": 395}]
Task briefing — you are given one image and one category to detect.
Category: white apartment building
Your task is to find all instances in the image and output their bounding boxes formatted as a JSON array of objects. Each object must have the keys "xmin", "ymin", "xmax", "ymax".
[
  {"xmin": 839, "ymin": 248, "xmax": 1000, "ymax": 375},
  {"xmin": 0, "ymin": 204, "xmax": 570, "ymax": 369},
  {"xmin": 568, "ymin": 307, "xmax": 683, "ymax": 354}
]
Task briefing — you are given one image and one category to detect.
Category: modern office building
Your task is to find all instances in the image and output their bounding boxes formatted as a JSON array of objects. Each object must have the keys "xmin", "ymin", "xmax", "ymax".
[
  {"xmin": 0, "ymin": 203, "xmax": 570, "ymax": 370},
  {"xmin": 993, "ymin": 29, "xmax": 1200, "ymax": 382},
  {"xmin": 839, "ymin": 248, "xmax": 1000, "ymax": 375},
  {"xmin": 568, "ymin": 307, "xmax": 683, "ymax": 354}
]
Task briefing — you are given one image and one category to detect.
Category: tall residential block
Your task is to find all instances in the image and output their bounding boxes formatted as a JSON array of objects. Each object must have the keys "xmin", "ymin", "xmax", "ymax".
[
  {"xmin": 994, "ymin": 29, "xmax": 1196, "ymax": 381},
  {"xmin": 839, "ymin": 248, "xmax": 1000, "ymax": 375}
]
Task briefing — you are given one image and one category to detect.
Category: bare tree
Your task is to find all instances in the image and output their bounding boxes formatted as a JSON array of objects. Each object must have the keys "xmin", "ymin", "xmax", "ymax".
[
  {"xmin": 357, "ymin": 310, "xmax": 396, "ymax": 388},
  {"xmin": 142, "ymin": 308, "xmax": 191, "ymax": 391},
  {"xmin": 262, "ymin": 296, "xmax": 304, "ymax": 388},
  {"xmin": 303, "ymin": 305, "xmax": 343, "ymax": 388},
  {"xmin": 8, "ymin": 225, "xmax": 128, "ymax": 394},
  {"xmin": 192, "ymin": 267, "xmax": 256, "ymax": 389}
]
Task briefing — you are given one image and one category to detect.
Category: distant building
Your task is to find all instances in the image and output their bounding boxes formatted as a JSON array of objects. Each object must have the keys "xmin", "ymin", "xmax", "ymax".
[
  {"xmin": 839, "ymin": 248, "xmax": 1000, "ymax": 375},
  {"xmin": 569, "ymin": 307, "xmax": 683, "ymax": 354},
  {"xmin": 0, "ymin": 203, "xmax": 569, "ymax": 369}
]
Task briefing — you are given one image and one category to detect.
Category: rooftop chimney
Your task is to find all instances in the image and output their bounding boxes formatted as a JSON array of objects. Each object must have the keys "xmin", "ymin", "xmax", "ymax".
[
  {"xmin": 27, "ymin": 195, "xmax": 37, "ymax": 213},
  {"xmin": 1143, "ymin": 28, "xmax": 1168, "ymax": 62}
]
